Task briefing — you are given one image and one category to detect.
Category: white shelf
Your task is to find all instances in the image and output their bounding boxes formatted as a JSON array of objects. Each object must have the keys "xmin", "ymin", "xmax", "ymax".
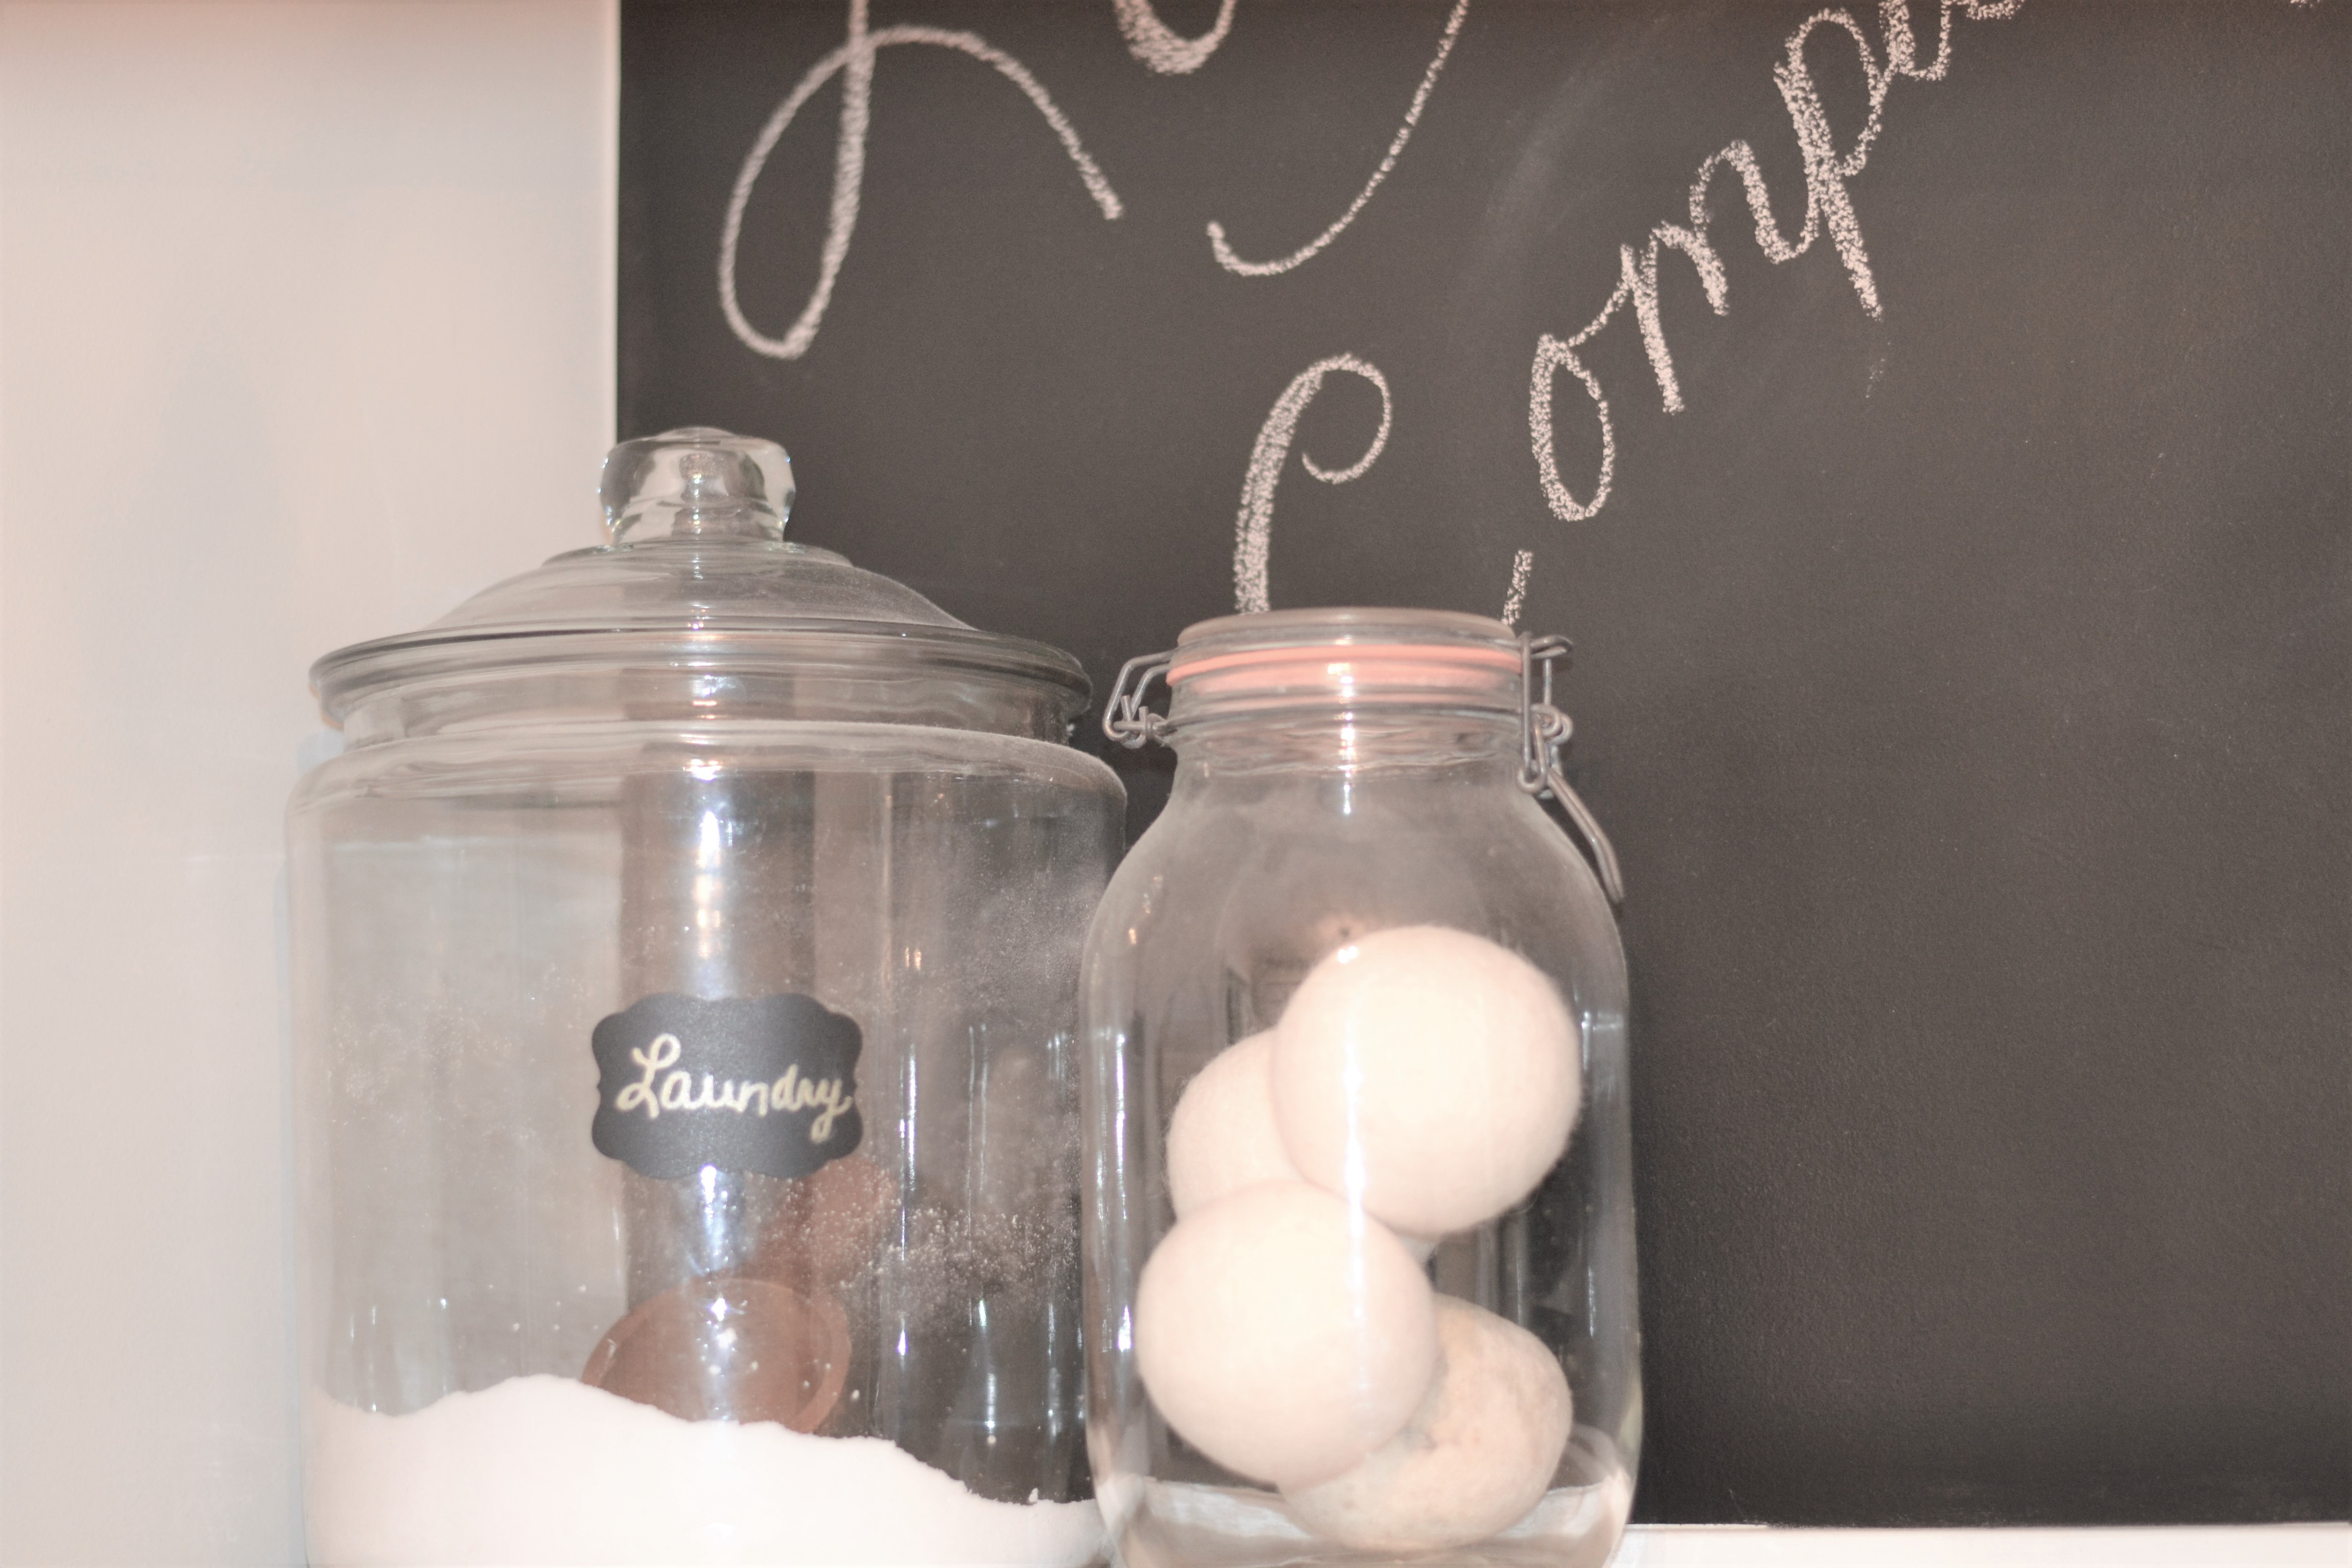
[{"xmin": 1622, "ymin": 1524, "xmax": 2349, "ymax": 1566}]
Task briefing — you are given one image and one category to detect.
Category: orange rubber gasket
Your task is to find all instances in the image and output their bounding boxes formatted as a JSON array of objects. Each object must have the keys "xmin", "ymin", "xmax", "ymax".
[{"xmin": 1168, "ymin": 642, "xmax": 1521, "ymax": 688}]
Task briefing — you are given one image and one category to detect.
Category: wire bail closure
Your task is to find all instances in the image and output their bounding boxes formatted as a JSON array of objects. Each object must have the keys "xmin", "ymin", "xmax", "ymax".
[
  {"xmin": 1520, "ymin": 634, "xmax": 1625, "ymax": 906},
  {"xmin": 1102, "ymin": 632, "xmax": 1623, "ymax": 906},
  {"xmin": 1102, "ymin": 651, "xmax": 1174, "ymax": 749}
]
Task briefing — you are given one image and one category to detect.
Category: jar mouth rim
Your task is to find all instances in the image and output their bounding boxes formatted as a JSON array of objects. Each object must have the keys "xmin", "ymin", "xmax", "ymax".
[
  {"xmin": 1165, "ymin": 608, "xmax": 1523, "ymax": 712},
  {"xmin": 1174, "ymin": 606, "xmax": 1516, "ymax": 652}
]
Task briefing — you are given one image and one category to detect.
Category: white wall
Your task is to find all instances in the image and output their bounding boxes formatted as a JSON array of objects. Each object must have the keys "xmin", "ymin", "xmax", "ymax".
[{"xmin": 0, "ymin": 4, "xmax": 615, "ymax": 1561}]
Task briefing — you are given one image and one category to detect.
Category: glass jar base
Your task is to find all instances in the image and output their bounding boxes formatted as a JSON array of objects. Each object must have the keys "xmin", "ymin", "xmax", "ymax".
[{"xmin": 1118, "ymin": 1428, "xmax": 1633, "ymax": 1568}]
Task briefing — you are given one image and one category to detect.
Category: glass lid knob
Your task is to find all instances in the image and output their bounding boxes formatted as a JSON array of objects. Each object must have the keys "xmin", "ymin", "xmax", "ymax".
[{"xmin": 602, "ymin": 427, "xmax": 795, "ymax": 545}]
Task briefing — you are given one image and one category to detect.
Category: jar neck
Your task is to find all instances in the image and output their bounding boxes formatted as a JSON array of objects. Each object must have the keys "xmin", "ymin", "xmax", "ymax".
[{"xmin": 1167, "ymin": 707, "xmax": 1523, "ymax": 785}]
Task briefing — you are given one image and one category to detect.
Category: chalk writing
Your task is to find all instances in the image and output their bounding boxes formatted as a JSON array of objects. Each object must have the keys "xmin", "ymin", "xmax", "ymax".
[
  {"xmin": 1208, "ymin": 0, "xmax": 1472, "ymax": 277},
  {"xmin": 1234, "ymin": 354, "xmax": 1393, "ymax": 613},
  {"xmin": 1502, "ymin": 550, "xmax": 1534, "ymax": 629},
  {"xmin": 1529, "ymin": 0, "xmax": 2024, "ymax": 523},
  {"xmin": 721, "ymin": 0, "xmax": 1122, "ymax": 361},
  {"xmin": 1114, "ymin": 0, "xmax": 1236, "ymax": 74},
  {"xmin": 613, "ymin": 1033, "xmax": 857, "ymax": 1144}
]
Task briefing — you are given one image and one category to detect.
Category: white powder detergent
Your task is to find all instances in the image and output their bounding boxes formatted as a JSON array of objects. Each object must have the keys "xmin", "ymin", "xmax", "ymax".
[{"xmin": 307, "ymin": 1376, "xmax": 1108, "ymax": 1567}]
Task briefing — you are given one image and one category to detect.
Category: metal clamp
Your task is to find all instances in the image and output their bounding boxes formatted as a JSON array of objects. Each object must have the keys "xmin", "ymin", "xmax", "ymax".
[
  {"xmin": 1520, "ymin": 634, "xmax": 1626, "ymax": 906},
  {"xmin": 1102, "ymin": 650, "xmax": 1175, "ymax": 749},
  {"xmin": 1106, "ymin": 633, "xmax": 1622, "ymax": 904}
]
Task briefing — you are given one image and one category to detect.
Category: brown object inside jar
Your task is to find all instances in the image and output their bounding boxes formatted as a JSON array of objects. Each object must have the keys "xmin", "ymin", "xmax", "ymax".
[{"xmin": 581, "ymin": 1275, "xmax": 850, "ymax": 1431}]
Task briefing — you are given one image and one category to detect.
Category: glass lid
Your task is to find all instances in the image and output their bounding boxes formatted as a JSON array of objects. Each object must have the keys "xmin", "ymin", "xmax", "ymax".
[{"xmin": 312, "ymin": 428, "xmax": 1089, "ymax": 726}]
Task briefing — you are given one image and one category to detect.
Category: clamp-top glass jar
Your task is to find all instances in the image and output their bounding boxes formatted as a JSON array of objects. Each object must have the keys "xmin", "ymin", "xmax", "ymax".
[
  {"xmin": 289, "ymin": 430, "xmax": 1121, "ymax": 1566},
  {"xmin": 1080, "ymin": 609, "xmax": 1637, "ymax": 1568}
]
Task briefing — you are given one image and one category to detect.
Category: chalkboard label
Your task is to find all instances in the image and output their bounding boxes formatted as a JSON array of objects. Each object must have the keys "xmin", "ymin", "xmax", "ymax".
[{"xmin": 591, "ymin": 992, "xmax": 864, "ymax": 1182}]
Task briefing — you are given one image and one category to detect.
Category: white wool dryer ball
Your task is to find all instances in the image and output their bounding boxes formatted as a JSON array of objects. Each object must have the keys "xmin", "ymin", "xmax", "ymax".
[
  {"xmin": 1272, "ymin": 925, "xmax": 1579, "ymax": 1238},
  {"xmin": 1165, "ymin": 1032, "xmax": 1302, "ymax": 1218},
  {"xmin": 1283, "ymin": 1296, "xmax": 1573, "ymax": 1552},
  {"xmin": 1133, "ymin": 1181, "xmax": 1439, "ymax": 1489}
]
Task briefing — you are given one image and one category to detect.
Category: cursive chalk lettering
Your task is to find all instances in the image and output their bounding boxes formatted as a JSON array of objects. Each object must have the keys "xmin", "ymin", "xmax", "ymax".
[
  {"xmin": 720, "ymin": 0, "xmax": 1123, "ymax": 362},
  {"xmin": 614, "ymin": 1033, "xmax": 682, "ymax": 1119},
  {"xmin": 1113, "ymin": 0, "xmax": 1236, "ymax": 75},
  {"xmin": 614, "ymin": 1032, "xmax": 854, "ymax": 1144},
  {"xmin": 770, "ymin": 1063, "xmax": 858, "ymax": 1144},
  {"xmin": 1208, "ymin": 0, "xmax": 1471, "ymax": 277},
  {"xmin": 1234, "ymin": 354, "xmax": 1392, "ymax": 612},
  {"xmin": 1530, "ymin": 0, "xmax": 2025, "ymax": 524},
  {"xmin": 1502, "ymin": 549, "xmax": 1535, "ymax": 629}
]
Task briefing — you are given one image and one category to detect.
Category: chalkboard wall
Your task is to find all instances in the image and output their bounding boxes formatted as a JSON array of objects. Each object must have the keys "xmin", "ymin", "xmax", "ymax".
[{"xmin": 619, "ymin": 0, "xmax": 2348, "ymax": 1525}]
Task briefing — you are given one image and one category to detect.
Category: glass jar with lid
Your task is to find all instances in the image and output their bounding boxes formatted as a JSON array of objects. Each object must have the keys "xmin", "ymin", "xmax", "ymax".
[
  {"xmin": 1080, "ymin": 608, "xmax": 1637, "ymax": 1568},
  {"xmin": 289, "ymin": 429, "xmax": 1121, "ymax": 1567}
]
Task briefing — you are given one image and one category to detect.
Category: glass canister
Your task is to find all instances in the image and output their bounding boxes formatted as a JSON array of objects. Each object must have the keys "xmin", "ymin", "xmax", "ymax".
[
  {"xmin": 1080, "ymin": 609, "xmax": 1637, "ymax": 1568},
  {"xmin": 289, "ymin": 429, "xmax": 1122, "ymax": 1566}
]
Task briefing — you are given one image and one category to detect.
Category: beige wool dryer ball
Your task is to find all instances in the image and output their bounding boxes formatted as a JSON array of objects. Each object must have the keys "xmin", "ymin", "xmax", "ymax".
[
  {"xmin": 1272, "ymin": 925, "xmax": 1579, "ymax": 1238},
  {"xmin": 1133, "ymin": 1181, "xmax": 1439, "ymax": 1489},
  {"xmin": 1165, "ymin": 1032, "xmax": 1302, "ymax": 1217},
  {"xmin": 1283, "ymin": 1296, "xmax": 1573, "ymax": 1551}
]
